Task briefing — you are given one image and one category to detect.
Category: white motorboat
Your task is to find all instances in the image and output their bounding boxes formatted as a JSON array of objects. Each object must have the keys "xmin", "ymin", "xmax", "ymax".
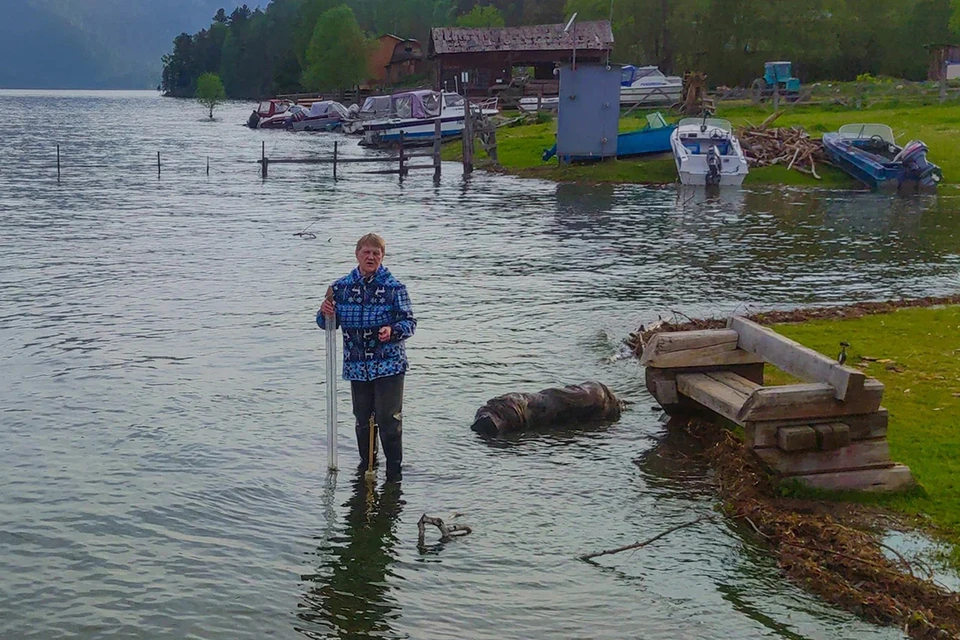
[
  {"xmin": 670, "ymin": 117, "xmax": 749, "ymax": 186},
  {"xmin": 517, "ymin": 96, "xmax": 559, "ymax": 113},
  {"xmin": 620, "ymin": 65, "xmax": 682, "ymax": 106},
  {"xmin": 360, "ymin": 90, "xmax": 498, "ymax": 147}
]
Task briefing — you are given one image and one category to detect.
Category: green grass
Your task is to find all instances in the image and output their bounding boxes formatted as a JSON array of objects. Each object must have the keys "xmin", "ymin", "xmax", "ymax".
[
  {"xmin": 763, "ymin": 306, "xmax": 960, "ymax": 560},
  {"xmin": 454, "ymin": 101, "xmax": 960, "ymax": 188}
]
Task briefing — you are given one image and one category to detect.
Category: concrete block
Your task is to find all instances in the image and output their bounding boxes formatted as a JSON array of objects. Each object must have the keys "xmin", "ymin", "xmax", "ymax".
[
  {"xmin": 777, "ymin": 425, "xmax": 817, "ymax": 452},
  {"xmin": 814, "ymin": 423, "xmax": 851, "ymax": 450}
]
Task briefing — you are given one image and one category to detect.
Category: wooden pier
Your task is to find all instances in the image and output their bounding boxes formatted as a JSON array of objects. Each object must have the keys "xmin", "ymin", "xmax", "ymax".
[{"xmin": 642, "ymin": 317, "xmax": 914, "ymax": 492}]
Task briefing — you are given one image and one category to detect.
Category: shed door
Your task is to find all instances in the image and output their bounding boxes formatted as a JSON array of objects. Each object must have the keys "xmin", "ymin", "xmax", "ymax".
[{"xmin": 556, "ymin": 64, "xmax": 621, "ymax": 160}]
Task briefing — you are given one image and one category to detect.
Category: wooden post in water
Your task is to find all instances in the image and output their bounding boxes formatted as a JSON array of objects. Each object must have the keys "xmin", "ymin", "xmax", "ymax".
[
  {"xmin": 206, "ymin": 156, "xmax": 210, "ymax": 176},
  {"xmin": 462, "ymin": 103, "xmax": 474, "ymax": 174},
  {"xmin": 398, "ymin": 131, "xmax": 406, "ymax": 179},
  {"xmin": 433, "ymin": 118, "xmax": 442, "ymax": 181},
  {"xmin": 261, "ymin": 141, "xmax": 268, "ymax": 178},
  {"xmin": 57, "ymin": 145, "xmax": 60, "ymax": 183},
  {"xmin": 324, "ymin": 299, "xmax": 339, "ymax": 471},
  {"xmin": 157, "ymin": 151, "xmax": 161, "ymax": 178},
  {"xmin": 333, "ymin": 141, "xmax": 338, "ymax": 180}
]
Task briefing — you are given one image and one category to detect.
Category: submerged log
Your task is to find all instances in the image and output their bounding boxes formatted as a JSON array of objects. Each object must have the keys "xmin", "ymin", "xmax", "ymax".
[{"xmin": 471, "ymin": 381, "xmax": 624, "ymax": 435}]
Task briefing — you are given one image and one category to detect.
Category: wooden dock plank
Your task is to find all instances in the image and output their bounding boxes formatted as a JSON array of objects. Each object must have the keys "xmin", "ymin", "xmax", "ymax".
[
  {"xmin": 729, "ymin": 316, "xmax": 866, "ymax": 401},
  {"xmin": 704, "ymin": 370, "xmax": 762, "ymax": 396},
  {"xmin": 737, "ymin": 379, "xmax": 884, "ymax": 423},
  {"xmin": 643, "ymin": 330, "xmax": 739, "ymax": 357},
  {"xmin": 745, "ymin": 410, "xmax": 888, "ymax": 449},
  {"xmin": 642, "ymin": 344, "xmax": 764, "ymax": 368},
  {"xmin": 792, "ymin": 464, "xmax": 915, "ymax": 492},
  {"xmin": 676, "ymin": 373, "xmax": 749, "ymax": 422},
  {"xmin": 754, "ymin": 439, "xmax": 892, "ymax": 476}
]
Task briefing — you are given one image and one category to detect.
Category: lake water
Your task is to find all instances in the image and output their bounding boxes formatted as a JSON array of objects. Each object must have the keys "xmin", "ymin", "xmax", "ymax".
[{"xmin": 2, "ymin": 90, "xmax": 959, "ymax": 640}]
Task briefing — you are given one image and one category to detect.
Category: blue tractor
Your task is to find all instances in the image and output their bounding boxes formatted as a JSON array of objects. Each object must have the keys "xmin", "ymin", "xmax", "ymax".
[{"xmin": 752, "ymin": 61, "xmax": 801, "ymax": 102}]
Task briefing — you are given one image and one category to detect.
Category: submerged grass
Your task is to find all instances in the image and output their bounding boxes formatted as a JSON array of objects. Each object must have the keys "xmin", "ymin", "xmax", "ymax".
[
  {"xmin": 764, "ymin": 306, "xmax": 960, "ymax": 560},
  {"xmin": 448, "ymin": 101, "xmax": 960, "ymax": 188}
]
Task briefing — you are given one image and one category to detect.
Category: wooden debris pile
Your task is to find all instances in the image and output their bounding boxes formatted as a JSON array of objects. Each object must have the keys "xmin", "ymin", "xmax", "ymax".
[{"xmin": 737, "ymin": 111, "xmax": 832, "ymax": 179}]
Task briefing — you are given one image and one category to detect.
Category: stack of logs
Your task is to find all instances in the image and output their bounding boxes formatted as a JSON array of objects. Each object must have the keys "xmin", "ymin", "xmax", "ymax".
[{"xmin": 737, "ymin": 112, "xmax": 832, "ymax": 179}]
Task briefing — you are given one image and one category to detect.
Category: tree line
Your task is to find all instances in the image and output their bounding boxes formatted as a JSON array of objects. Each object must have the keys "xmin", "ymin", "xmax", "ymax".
[{"xmin": 161, "ymin": 0, "xmax": 960, "ymax": 100}]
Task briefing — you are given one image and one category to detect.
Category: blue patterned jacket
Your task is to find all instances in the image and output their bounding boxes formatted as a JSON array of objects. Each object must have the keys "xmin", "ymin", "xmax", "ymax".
[{"xmin": 316, "ymin": 266, "xmax": 416, "ymax": 382}]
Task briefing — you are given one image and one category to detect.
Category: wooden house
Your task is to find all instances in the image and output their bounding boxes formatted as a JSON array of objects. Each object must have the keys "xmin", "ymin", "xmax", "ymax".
[
  {"xmin": 368, "ymin": 35, "xmax": 425, "ymax": 86},
  {"xmin": 928, "ymin": 44, "xmax": 960, "ymax": 81},
  {"xmin": 428, "ymin": 21, "xmax": 614, "ymax": 97}
]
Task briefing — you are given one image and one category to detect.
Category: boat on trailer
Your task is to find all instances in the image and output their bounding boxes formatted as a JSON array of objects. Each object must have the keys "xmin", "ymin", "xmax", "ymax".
[
  {"xmin": 359, "ymin": 90, "xmax": 498, "ymax": 148},
  {"xmin": 821, "ymin": 123, "xmax": 942, "ymax": 191},
  {"xmin": 670, "ymin": 117, "xmax": 749, "ymax": 186}
]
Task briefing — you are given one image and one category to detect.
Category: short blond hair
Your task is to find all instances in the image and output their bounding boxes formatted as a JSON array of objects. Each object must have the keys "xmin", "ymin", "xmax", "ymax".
[{"xmin": 355, "ymin": 233, "xmax": 386, "ymax": 254}]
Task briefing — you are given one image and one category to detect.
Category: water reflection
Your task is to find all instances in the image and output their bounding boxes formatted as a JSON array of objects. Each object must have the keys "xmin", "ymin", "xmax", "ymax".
[{"xmin": 297, "ymin": 476, "xmax": 405, "ymax": 640}]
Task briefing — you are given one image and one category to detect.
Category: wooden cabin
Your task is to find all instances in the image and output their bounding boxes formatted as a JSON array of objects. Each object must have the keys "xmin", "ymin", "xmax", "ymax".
[
  {"xmin": 428, "ymin": 21, "xmax": 614, "ymax": 97},
  {"xmin": 368, "ymin": 35, "xmax": 425, "ymax": 86}
]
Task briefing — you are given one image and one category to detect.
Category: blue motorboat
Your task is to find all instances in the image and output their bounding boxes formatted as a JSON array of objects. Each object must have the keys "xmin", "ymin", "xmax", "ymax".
[
  {"xmin": 543, "ymin": 112, "xmax": 676, "ymax": 163},
  {"xmin": 821, "ymin": 123, "xmax": 942, "ymax": 191}
]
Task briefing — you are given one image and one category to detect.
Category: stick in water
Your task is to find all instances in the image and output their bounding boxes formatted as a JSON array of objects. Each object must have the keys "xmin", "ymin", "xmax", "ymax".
[
  {"xmin": 324, "ymin": 291, "xmax": 338, "ymax": 471},
  {"xmin": 365, "ymin": 414, "xmax": 376, "ymax": 481},
  {"xmin": 580, "ymin": 515, "xmax": 714, "ymax": 562}
]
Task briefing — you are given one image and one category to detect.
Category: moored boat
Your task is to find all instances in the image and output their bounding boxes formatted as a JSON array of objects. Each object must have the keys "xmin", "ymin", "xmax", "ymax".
[
  {"xmin": 247, "ymin": 99, "xmax": 292, "ymax": 129},
  {"xmin": 360, "ymin": 90, "xmax": 498, "ymax": 148},
  {"xmin": 342, "ymin": 94, "xmax": 393, "ymax": 134},
  {"xmin": 670, "ymin": 117, "xmax": 749, "ymax": 186},
  {"xmin": 821, "ymin": 124, "xmax": 942, "ymax": 191},
  {"xmin": 542, "ymin": 112, "xmax": 675, "ymax": 162},
  {"xmin": 288, "ymin": 100, "xmax": 350, "ymax": 132},
  {"xmin": 620, "ymin": 65, "xmax": 683, "ymax": 106}
]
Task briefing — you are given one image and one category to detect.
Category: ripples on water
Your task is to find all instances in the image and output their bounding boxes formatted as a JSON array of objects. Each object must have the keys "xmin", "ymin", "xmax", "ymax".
[{"xmin": 2, "ymin": 91, "xmax": 957, "ymax": 639}]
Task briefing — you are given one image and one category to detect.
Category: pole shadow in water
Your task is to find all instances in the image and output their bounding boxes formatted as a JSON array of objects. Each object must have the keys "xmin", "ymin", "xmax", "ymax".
[{"xmin": 295, "ymin": 473, "xmax": 405, "ymax": 640}]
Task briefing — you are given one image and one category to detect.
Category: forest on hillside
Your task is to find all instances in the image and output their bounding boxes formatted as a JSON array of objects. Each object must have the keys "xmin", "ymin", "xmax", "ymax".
[{"xmin": 161, "ymin": 0, "xmax": 960, "ymax": 100}]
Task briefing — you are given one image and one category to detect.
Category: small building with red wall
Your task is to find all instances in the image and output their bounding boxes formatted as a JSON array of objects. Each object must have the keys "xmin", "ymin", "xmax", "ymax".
[{"xmin": 368, "ymin": 35, "xmax": 425, "ymax": 86}]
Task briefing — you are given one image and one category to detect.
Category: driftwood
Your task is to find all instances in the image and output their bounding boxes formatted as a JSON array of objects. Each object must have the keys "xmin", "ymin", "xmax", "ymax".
[
  {"xmin": 470, "ymin": 381, "xmax": 624, "ymax": 435},
  {"xmin": 417, "ymin": 514, "xmax": 472, "ymax": 545},
  {"xmin": 580, "ymin": 515, "xmax": 714, "ymax": 561},
  {"xmin": 737, "ymin": 120, "xmax": 833, "ymax": 179}
]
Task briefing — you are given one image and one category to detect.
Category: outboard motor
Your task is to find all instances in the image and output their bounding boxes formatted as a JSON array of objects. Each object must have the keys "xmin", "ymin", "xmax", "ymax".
[
  {"xmin": 897, "ymin": 140, "xmax": 942, "ymax": 188},
  {"xmin": 247, "ymin": 110, "xmax": 260, "ymax": 129},
  {"xmin": 706, "ymin": 146, "xmax": 722, "ymax": 186}
]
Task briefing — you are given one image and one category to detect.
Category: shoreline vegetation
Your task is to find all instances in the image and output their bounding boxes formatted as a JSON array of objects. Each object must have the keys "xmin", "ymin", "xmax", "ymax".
[
  {"xmin": 443, "ymin": 100, "xmax": 960, "ymax": 189},
  {"xmin": 629, "ymin": 297, "xmax": 960, "ymax": 638}
]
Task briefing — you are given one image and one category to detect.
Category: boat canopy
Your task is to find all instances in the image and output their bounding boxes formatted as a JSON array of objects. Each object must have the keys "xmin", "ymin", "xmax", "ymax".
[
  {"xmin": 443, "ymin": 92, "xmax": 465, "ymax": 108},
  {"xmin": 677, "ymin": 117, "xmax": 733, "ymax": 132},
  {"xmin": 308, "ymin": 100, "xmax": 348, "ymax": 117},
  {"xmin": 391, "ymin": 90, "xmax": 441, "ymax": 119},
  {"xmin": 360, "ymin": 95, "xmax": 392, "ymax": 118},
  {"xmin": 837, "ymin": 123, "xmax": 895, "ymax": 144}
]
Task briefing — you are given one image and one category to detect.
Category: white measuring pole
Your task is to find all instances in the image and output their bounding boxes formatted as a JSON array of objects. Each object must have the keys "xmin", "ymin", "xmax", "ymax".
[{"xmin": 324, "ymin": 311, "xmax": 338, "ymax": 471}]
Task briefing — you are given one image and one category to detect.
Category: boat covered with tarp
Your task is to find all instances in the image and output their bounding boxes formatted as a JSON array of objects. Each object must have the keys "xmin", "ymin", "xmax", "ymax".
[
  {"xmin": 821, "ymin": 123, "xmax": 942, "ymax": 191},
  {"xmin": 342, "ymin": 95, "xmax": 393, "ymax": 134},
  {"xmin": 289, "ymin": 100, "xmax": 350, "ymax": 132}
]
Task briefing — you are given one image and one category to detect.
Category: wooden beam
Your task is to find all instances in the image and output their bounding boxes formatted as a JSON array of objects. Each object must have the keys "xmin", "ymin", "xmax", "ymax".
[
  {"xmin": 642, "ymin": 329, "xmax": 739, "ymax": 359},
  {"xmin": 791, "ymin": 464, "xmax": 914, "ymax": 492},
  {"xmin": 745, "ymin": 409, "xmax": 888, "ymax": 448},
  {"xmin": 737, "ymin": 379, "xmax": 883, "ymax": 423},
  {"xmin": 676, "ymin": 373, "xmax": 749, "ymax": 422},
  {"xmin": 754, "ymin": 439, "xmax": 892, "ymax": 476},
  {"xmin": 728, "ymin": 316, "xmax": 866, "ymax": 401},
  {"xmin": 642, "ymin": 344, "xmax": 764, "ymax": 368},
  {"xmin": 703, "ymin": 370, "xmax": 761, "ymax": 397}
]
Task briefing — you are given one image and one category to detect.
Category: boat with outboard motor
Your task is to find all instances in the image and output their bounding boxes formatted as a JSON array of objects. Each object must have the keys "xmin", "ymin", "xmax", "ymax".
[
  {"xmin": 359, "ymin": 90, "xmax": 498, "ymax": 148},
  {"xmin": 620, "ymin": 65, "xmax": 683, "ymax": 106},
  {"xmin": 670, "ymin": 116, "xmax": 749, "ymax": 186},
  {"xmin": 821, "ymin": 123, "xmax": 942, "ymax": 191},
  {"xmin": 247, "ymin": 99, "xmax": 296, "ymax": 129},
  {"xmin": 342, "ymin": 95, "xmax": 393, "ymax": 134}
]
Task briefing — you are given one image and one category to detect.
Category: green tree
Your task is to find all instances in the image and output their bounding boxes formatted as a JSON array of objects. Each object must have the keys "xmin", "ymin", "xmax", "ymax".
[
  {"xmin": 455, "ymin": 4, "xmax": 505, "ymax": 27},
  {"xmin": 952, "ymin": 0, "xmax": 960, "ymax": 33},
  {"xmin": 196, "ymin": 72, "xmax": 226, "ymax": 118},
  {"xmin": 302, "ymin": 5, "xmax": 371, "ymax": 92}
]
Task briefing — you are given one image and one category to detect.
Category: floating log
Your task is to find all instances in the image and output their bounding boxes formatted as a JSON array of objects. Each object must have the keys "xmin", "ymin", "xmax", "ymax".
[{"xmin": 471, "ymin": 381, "xmax": 623, "ymax": 435}]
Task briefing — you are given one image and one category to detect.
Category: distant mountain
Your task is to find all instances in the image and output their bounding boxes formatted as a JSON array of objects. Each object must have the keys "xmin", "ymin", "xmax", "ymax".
[{"xmin": 0, "ymin": 0, "xmax": 265, "ymax": 89}]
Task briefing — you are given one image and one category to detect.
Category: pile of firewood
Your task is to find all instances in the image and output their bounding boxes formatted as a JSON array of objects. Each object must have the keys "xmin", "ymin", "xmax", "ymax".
[{"xmin": 737, "ymin": 111, "xmax": 832, "ymax": 179}]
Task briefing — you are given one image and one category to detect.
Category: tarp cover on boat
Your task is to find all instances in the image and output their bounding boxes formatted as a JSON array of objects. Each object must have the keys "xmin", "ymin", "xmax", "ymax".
[
  {"xmin": 308, "ymin": 101, "xmax": 349, "ymax": 118},
  {"xmin": 620, "ymin": 65, "xmax": 666, "ymax": 86},
  {"xmin": 391, "ymin": 90, "xmax": 441, "ymax": 119},
  {"xmin": 360, "ymin": 95, "xmax": 392, "ymax": 119}
]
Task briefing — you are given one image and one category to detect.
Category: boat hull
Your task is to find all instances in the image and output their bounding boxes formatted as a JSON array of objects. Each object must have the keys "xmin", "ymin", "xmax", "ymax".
[
  {"xmin": 360, "ymin": 117, "xmax": 464, "ymax": 147},
  {"xmin": 821, "ymin": 132, "xmax": 940, "ymax": 192},
  {"xmin": 670, "ymin": 126, "xmax": 749, "ymax": 186}
]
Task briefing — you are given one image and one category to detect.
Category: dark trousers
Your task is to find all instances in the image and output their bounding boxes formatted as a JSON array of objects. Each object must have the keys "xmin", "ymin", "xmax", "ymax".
[{"xmin": 351, "ymin": 374, "xmax": 404, "ymax": 474}]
